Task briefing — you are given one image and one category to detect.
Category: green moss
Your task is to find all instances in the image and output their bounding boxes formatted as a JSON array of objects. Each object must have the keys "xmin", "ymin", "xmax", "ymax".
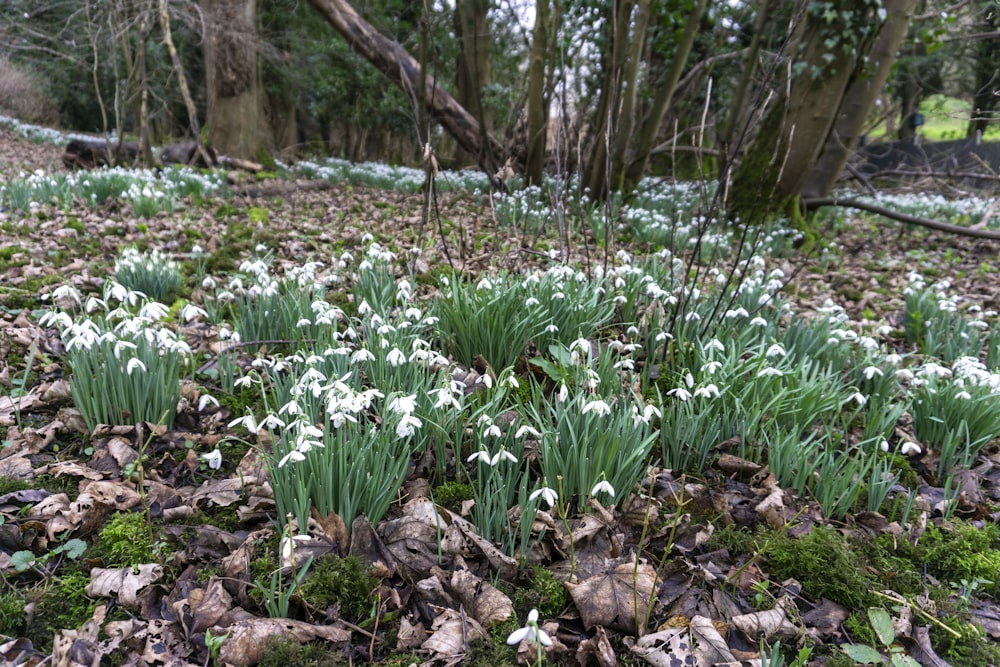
[
  {"xmin": 922, "ymin": 523, "xmax": 1000, "ymax": 594},
  {"xmin": 27, "ymin": 571, "xmax": 99, "ymax": 653},
  {"xmin": 257, "ymin": 637, "xmax": 347, "ymax": 667},
  {"xmin": 96, "ymin": 511, "xmax": 158, "ymax": 567},
  {"xmin": 0, "ymin": 590, "xmax": 25, "ymax": 637},
  {"xmin": 512, "ymin": 566, "xmax": 568, "ymax": 619},
  {"xmin": 297, "ymin": 555, "xmax": 380, "ymax": 623},
  {"xmin": 64, "ymin": 218, "xmax": 85, "ymax": 235},
  {"xmin": 762, "ymin": 525, "xmax": 878, "ymax": 609},
  {"xmin": 432, "ymin": 482, "xmax": 473, "ymax": 512}
]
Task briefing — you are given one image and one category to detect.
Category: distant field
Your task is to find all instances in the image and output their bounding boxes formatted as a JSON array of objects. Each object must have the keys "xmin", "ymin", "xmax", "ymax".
[{"xmin": 870, "ymin": 94, "xmax": 1000, "ymax": 142}]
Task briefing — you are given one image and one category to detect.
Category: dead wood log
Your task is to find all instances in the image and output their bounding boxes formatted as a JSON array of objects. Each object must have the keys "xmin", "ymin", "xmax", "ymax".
[
  {"xmin": 803, "ymin": 197, "xmax": 1000, "ymax": 241},
  {"xmin": 62, "ymin": 140, "xmax": 140, "ymax": 169},
  {"xmin": 306, "ymin": 0, "xmax": 503, "ymax": 181},
  {"xmin": 161, "ymin": 142, "xmax": 218, "ymax": 167}
]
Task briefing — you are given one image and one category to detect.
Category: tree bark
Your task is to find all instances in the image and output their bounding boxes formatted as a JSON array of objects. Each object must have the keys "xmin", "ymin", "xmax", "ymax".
[
  {"xmin": 729, "ymin": 1, "xmax": 881, "ymax": 222},
  {"xmin": 203, "ymin": 0, "xmax": 260, "ymax": 161},
  {"xmin": 524, "ymin": 0, "xmax": 551, "ymax": 186},
  {"xmin": 801, "ymin": 0, "xmax": 917, "ymax": 199},
  {"xmin": 161, "ymin": 0, "xmax": 213, "ymax": 165},
  {"xmin": 307, "ymin": 0, "xmax": 503, "ymax": 176},
  {"xmin": 620, "ymin": 0, "xmax": 708, "ymax": 195}
]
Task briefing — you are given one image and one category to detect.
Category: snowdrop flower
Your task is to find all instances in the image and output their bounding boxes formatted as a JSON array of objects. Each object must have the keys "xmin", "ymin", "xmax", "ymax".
[
  {"xmin": 846, "ymin": 392, "xmax": 867, "ymax": 406},
  {"xmin": 476, "ymin": 278, "xmax": 493, "ymax": 291},
  {"xmin": 693, "ymin": 384, "xmax": 720, "ymax": 399},
  {"xmin": 501, "ymin": 374, "xmax": 520, "ymax": 389},
  {"xmin": 516, "ymin": 425, "xmax": 541, "ymax": 439},
  {"xmin": 181, "ymin": 304, "xmax": 208, "ymax": 322},
  {"xmin": 525, "ymin": 297, "xmax": 540, "ymax": 307},
  {"xmin": 138, "ymin": 301, "xmax": 170, "ymax": 321},
  {"xmin": 750, "ymin": 316, "xmax": 768, "ymax": 327},
  {"xmin": 900, "ymin": 441, "xmax": 922, "ymax": 456},
  {"xmin": 544, "ymin": 324, "xmax": 559, "ymax": 333},
  {"xmin": 529, "ymin": 486, "xmax": 558, "ymax": 509},
  {"xmin": 667, "ymin": 387, "xmax": 692, "ymax": 401},
  {"xmin": 386, "ymin": 347, "xmax": 407, "ymax": 366},
  {"xmin": 126, "ymin": 358, "xmax": 146, "ymax": 375},
  {"xmin": 863, "ymin": 366, "xmax": 884, "ymax": 380},
  {"xmin": 955, "ymin": 390, "xmax": 972, "ymax": 400},
  {"xmin": 198, "ymin": 394, "xmax": 220, "ymax": 412},
  {"xmin": 757, "ymin": 367, "xmax": 784, "ymax": 378},
  {"xmin": 202, "ymin": 448, "xmax": 223, "ymax": 470},
  {"xmin": 725, "ymin": 307, "xmax": 749, "ymax": 319},
  {"xmin": 228, "ymin": 412, "xmax": 259, "ymax": 433},
  {"xmin": 701, "ymin": 361, "xmax": 722, "ymax": 375},
  {"xmin": 591, "ymin": 479, "xmax": 615, "ymax": 498},
  {"xmin": 557, "ymin": 383, "xmax": 569, "ymax": 403},
  {"xmin": 507, "ymin": 609, "xmax": 552, "ymax": 647},
  {"xmin": 765, "ymin": 344, "xmax": 786, "ymax": 358},
  {"xmin": 582, "ymin": 399, "xmax": 612, "ymax": 416},
  {"xmin": 351, "ymin": 348, "xmax": 375, "ymax": 364},
  {"xmin": 396, "ymin": 413, "xmax": 423, "ymax": 438},
  {"xmin": 879, "ymin": 440, "xmax": 890, "ymax": 453},
  {"xmin": 482, "ymin": 423, "xmax": 502, "ymax": 439}
]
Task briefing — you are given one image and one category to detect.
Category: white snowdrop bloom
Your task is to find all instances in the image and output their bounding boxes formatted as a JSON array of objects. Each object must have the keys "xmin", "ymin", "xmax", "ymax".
[
  {"xmin": 476, "ymin": 278, "xmax": 493, "ymax": 291},
  {"xmin": 900, "ymin": 441, "xmax": 922, "ymax": 456},
  {"xmin": 557, "ymin": 383, "xmax": 569, "ymax": 403},
  {"xmin": 182, "ymin": 304, "xmax": 208, "ymax": 322},
  {"xmin": 501, "ymin": 374, "xmax": 520, "ymax": 389},
  {"xmin": 703, "ymin": 339, "xmax": 725, "ymax": 354},
  {"xmin": 198, "ymin": 394, "xmax": 220, "ymax": 412},
  {"xmin": 260, "ymin": 414, "xmax": 286, "ymax": 430},
  {"xmin": 765, "ymin": 344, "xmax": 786, "ymax": 358},
  {"xmin": 582, "ymin": 399, "xmax": 612, "ymax": 416},
  {"xmin": 694, "ymin": 384, "xmax": 720, "ymax": 399},
  {"xmin": 701, "ymin": 361, "xmax": 722, "ymax": 375},
  {"xmin": 847, "ymin": 392, "xmax": 867, "ymax": 406},
  {"xmin": 529, "ymin": 487, "xmax": 558, "ymax": 509},
  {"xmin": 750, "ymin": 316, "xmax": 768, "ymax": 327},
  {"xmin": 525, "ymin": 296, "xmax": 540, "ymax": 307},
  {"xmin": 351, "ymin": 348, "xmax": 375, "ymax": 364},
  {"xmin": 126, "ymin": 358, "xmax": 146, "ymax": 375},
  {"xmin": 955, "ymin": 390, "xmax": 973, "ymax": 400},
  {"xmin": 758, "ymin": 367, "xmax": 784, "ymax": 378},
  {"xmin": 879, "ymin": 440, "xmax": 890, "ymax": 452},
  {"xmin": 389, "ymin": 394, "xmax": 418, "ymax": 415},
  {"xmin": 725, "ymin": 307, "xmax": 749, "ymax": 319},
  {"xmin": 544, "ymin": 324, "xmax": 559, "ymax": 333},
  {"xmin": 386, "ymin": 347, "xmax": 407, "ymax": 366},
  {"xmin": 591, "ymin": 480, "xmax": 615, "ymax": 498},
  {"xmin": 516, "ymin": 425, "xmax": 541, "ymax": 439},
  {"xmin": 483, "ymin": 423, "xmax": 503, "ymax": 439},
  {"xmin": 228, "ymin": 413, "xmax": 259, "ymax": 432},
  {"xmin": 139, "ymin": 301, "xmax": 170, "ymax": 321},
  {"xmin": 885, "ymin": 353, "xmax": 902, "ymax": 365},
  {"xmin": 202, "ymin": 448, "xmax": 223, "ymax": 470},
  {"xmin": 863, "ymin": 366, "xmax": 884, "ymax": 380},
  {"xmin": 667, "ymin": 387, "xmax": 692, "ymax": 401},
  {"xmin": 396, "ymin": 413, "xmax": 423, "ymax": 438}
]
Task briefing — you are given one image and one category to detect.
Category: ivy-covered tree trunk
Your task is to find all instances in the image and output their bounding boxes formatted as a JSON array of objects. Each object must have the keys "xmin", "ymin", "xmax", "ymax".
[
  {"xmin": 801, "ymin": 0, "xmax": 916, "ymax": 199},
  {"xmin": 728, "ymin": 0, "xmax": 883, "ymax": 223},
  {"xmin": 203, "ymin": 0, "xmax": 260, "ymax": 160}
]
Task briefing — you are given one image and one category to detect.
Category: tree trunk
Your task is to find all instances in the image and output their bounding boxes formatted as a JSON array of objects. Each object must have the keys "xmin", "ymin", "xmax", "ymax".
[
  {"xmin": 203, "ymin": 0, "xmax": 260, "ymax": 160},
  {"xmin": 307, "ymin": 0, "xmax": 502, "ymax": 177},
  {"xmin": 729, "ymin": 1, "xmax": 881, "ymax": 223},
  {"xmin": 583, "ymin": 0, "xmax": 635, "ymax": 200},
  {"xmin": 967, "ymin": 7, "xmax": 999, "ymax": 138},
  {"xmin": 620, "ymin": 0, "xmax": 708, "ymax": 195},
  {"xmin": 524, "ymin": 0, "xmax": 550, "ymax": 186},
  {"xmin": 449, "ymin": 0, "xmax": 492, "ymax": 165},
  {"xmin": 801, "ymin": 0, "xmax": 916, "ymax": 199}
]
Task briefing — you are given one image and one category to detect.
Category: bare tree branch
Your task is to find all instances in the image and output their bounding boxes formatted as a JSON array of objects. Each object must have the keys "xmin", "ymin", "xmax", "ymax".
[{"xmin": 803, "ymin": 196, "xmax": 1000, "ymax": 240}]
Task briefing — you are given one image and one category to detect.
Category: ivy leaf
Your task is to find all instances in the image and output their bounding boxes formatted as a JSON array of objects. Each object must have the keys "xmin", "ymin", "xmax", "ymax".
[
  {"xmin": 57, "ymin": 538, "xmax": 87, "ymax": 560},
  {"xmin": 842, "ymin": 644, "xmax": 884, "ymax": 664},
  {"xmin": 11, "ymin": 550, "xmax": 36, "ymax": 573}
]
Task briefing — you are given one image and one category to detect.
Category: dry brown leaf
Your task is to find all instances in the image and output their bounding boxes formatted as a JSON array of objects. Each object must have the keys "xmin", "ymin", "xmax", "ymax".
[
  {"xmin": 420, "ymin": 608, "xmax": 487, "ymax": 663},
  {"xmin": 566, "ymin": 558, "xmax": 657, "ymax": 633},
  {"xmin": 87, "ymin": 564, "xmax": 165, "ymax": 609},
  {"xmin": 447, "ymin": 567, "xmax": 514, "ymax": 627},
  {"xmin": 626, "ymin": 626, "xmax": 693, "ymax": 667},
  {"xmin": 730, "ymin": 597, "xmax": 800, "ymax": 642},
  {"xmin": 190, "ymin": 577, "xmax": 233, "ymax": 633},
  {"xmin": 216, "ymin": 618, "xmax": 351, "ymax": 666},
  {"xmin": 576, "ymin": 625, "xmax": 616, "ymax": 667}
]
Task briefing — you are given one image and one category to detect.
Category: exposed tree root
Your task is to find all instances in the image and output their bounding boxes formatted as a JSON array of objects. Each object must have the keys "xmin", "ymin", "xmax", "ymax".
[{"xmin": 803, "ymin": 197, "xmax": 1000, "ymax": 241}]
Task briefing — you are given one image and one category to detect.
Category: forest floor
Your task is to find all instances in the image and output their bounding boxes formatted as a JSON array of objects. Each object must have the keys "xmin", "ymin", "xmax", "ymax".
[{"xmin": 2, "ymin": 125, "xmax": 1000, "ymax": 667}]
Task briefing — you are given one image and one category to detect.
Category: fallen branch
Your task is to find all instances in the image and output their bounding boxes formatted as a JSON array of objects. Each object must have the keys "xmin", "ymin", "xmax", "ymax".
[{"xmin": 803, "ymin": 197, "xmax": 1000, "ymax": 241}]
